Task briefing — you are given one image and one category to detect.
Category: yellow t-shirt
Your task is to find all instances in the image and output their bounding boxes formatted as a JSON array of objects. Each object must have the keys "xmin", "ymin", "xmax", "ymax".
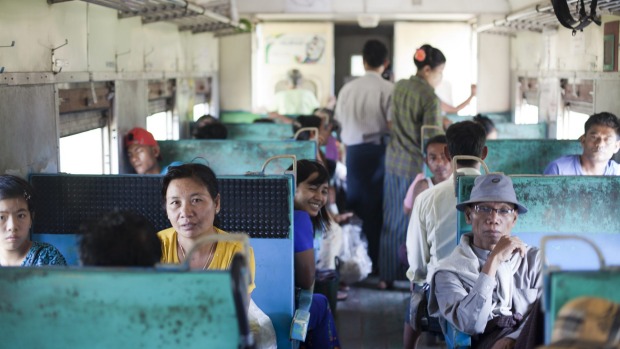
[{"xmin": 157, "ymin": 227, "xmax": 256, "ymax": 293}]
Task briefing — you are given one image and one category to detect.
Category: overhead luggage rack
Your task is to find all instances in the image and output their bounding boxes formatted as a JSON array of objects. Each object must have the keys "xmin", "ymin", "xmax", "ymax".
[
  {"xmin": 477, "ymin": 0, "xmax": 620, "ymax": 34},
  {"xmin": 49, "ymin": 0, "xmax": 240, "ymax": 33}
]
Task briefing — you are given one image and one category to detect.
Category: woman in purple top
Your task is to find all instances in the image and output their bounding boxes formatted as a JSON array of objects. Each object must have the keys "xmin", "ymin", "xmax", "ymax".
[
  {"xmin": 0, "ymin": 175, "xmax": 66, "ymax": 267},
  {"xmin": 292, "ymin": 160, "xmax": 341, "ymax": 349}
]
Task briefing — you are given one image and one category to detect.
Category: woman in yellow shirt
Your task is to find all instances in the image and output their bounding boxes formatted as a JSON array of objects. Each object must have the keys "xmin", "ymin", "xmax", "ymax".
[{"xmin": 157, "ymin": 163, "xmax": 256, "ymax": 293}]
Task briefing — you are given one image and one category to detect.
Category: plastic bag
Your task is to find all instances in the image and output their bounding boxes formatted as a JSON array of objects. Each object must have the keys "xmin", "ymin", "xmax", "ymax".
[
  {"xmin": 337, "ymin": 223, "xmax": 372, "ymax": 284},
  {"xmin": 248, "ymin": 298, "xmax": 277, "ymax": 349}
]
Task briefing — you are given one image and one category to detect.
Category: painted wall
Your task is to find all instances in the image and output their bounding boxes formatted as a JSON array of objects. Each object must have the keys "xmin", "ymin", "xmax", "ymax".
[
  {"xmin": 0, "ymin": 0, "xmax": 220, "ymax": 175},
  {"xmin": 477, "ymin": 15, "xmax": 512, "ymax": 114},
  {"xmin": 393, "ymin": 22, "xmax": 475, "ymax": 114},
  {"xmin": 0, "ymin": 85, "xmax": 59, "ymax": 177},
  {"xmin": 219, "ymin": 33, "xmax": 253, "ymax": 111},
  {"xmin": 0, "ymin": 0, "xmax": 219, "ymax": 74},
  {"xmin": 255, "ymin": 22, "xmax": 334, "ymax": 112}
]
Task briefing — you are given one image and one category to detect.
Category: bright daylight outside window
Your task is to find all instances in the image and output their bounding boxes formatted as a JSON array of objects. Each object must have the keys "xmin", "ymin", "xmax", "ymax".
[
  {"xmin": 193, "ymin": 102, "xmax": 210, "ymax": 121},
  {"xmin": 147, "ymin": 110, "xmax": 178, "ymax": 140},
  {"xmin": 558, "ymin": 110, "xmax": 589, "ymax": 139},
  {"xmin": 59, "ymin": 128, "xmax": 105, "ymax": 174}
]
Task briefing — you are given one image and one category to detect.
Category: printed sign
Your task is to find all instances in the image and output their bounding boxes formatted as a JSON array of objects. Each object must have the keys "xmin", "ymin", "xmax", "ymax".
[{"xmin": 265, "ymin": 33, "xmax": 326, "ymax": 65}]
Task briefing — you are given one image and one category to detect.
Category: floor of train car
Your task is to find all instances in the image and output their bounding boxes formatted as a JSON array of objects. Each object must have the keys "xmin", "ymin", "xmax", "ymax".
[{"xmin": 336, "ymin": 276, "xmax": 446, "ymax": 349}]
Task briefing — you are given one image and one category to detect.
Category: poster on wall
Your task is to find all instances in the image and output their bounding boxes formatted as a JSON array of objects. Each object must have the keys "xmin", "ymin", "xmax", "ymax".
[{"xmin": 265, "ymin": 34, "xmax": 326, "ymax": 65}]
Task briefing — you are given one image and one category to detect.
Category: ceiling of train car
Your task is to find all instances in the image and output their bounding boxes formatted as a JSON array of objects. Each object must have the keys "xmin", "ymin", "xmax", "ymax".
[
  {"xmin": 227, "ymin": 0, "xmax": 510, "ymax": 22},
  {"xmin": 52, "ymin": 0, "xmax": 620, "ymax": 35},
  {"xmin": 477, "ymin": 0, "xmax": 620, "ymax": 35},
  {"xmin": 51, "ymin": 0, "xmax": 243, "ymax": 34},
  {"xmin": 221, "ymin": 0, "xmax": 620, "ymax": 35}
]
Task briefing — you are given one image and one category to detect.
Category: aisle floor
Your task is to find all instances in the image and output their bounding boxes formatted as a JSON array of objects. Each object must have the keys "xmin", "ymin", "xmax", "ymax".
[{"xmin": 335, "ymin": 276, "xmax": 447, "ymax": 349}]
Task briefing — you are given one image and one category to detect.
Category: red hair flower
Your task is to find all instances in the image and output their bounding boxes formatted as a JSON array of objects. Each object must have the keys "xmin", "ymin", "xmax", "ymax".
[{"xmin": 414, "ymin": 48, "xmax": 426, "ymax": 62}]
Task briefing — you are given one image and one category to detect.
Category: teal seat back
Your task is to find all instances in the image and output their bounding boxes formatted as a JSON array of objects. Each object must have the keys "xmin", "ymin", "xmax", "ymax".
[
  {"xmin": 29, "ymin": 173, "xmax": 297, "ymax": 349},
  {"xmin": 158, "ymin": 140, "xmax": 316, "ymax": 175},
  {"xmin": 0, "ymin": 267, "xmax": 244, "ymax": 349},
  {"xmin": 225, "ymin": 123, "xmax": 293, "ymax": 141},
  {"xmin": 544, "ymin": 270, "xmax": 620, "ymax": 343},
  {"xmin": 484, "ymin": 140, "xmax": 581, "ymax": 174},
  {"xmin": 494, "ymin": 123, "xmax": 547, "ymax": 139},
  {"xmin": 457, "ymin": 175, "xmax": 620, "ymax": 268},
  {"xmin": 220, "ymin": 110, "xmax": 265, "ymax": 123}
]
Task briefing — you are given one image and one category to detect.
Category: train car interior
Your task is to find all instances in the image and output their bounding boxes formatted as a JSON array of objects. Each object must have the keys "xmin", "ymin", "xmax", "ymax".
[{"xmin": 1, "ymin": 0, "xmax": 620, "ymax": 348}]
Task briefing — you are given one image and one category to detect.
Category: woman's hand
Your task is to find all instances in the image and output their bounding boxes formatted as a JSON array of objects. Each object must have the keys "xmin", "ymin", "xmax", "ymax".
[{"xmin": 490, "ymin": 337, "xmax": 515, "ymax": 349}]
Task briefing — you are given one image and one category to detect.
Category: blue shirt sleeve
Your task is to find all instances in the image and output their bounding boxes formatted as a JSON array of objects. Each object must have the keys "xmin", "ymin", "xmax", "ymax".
[
  {"xmin": 294, "ymin": 210, "xmax": 314, "ymax": 253},
  {"xmin": 543, "ymin": 159, "xmax": 560, "ymax": 175}
]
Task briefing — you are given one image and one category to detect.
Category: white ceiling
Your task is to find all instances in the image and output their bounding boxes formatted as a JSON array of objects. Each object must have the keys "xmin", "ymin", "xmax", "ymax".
[{"xmin": 224, "ymin": 0, "xmax": 515, "ymax": 22}]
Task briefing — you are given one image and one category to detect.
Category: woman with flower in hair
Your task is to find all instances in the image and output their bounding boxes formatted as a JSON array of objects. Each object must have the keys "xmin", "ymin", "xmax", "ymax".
[
  {"xmin": 379, "ymin": 44, "xmax": 446, "ymax": 290},
  {"xmin": 0, "ymin": 175, "xmax": 66, "ymax": 266}
]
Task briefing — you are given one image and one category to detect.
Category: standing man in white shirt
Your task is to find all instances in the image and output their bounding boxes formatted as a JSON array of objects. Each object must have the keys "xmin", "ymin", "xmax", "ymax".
[{"xmin": 335, "ymin": 40, "xmax": 393, "ymax": 272}]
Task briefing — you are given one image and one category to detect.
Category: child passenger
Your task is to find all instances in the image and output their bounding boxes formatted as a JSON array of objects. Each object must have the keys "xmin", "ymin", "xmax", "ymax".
[
  {"xmin": 0, "ymin": 175, "xmax": 66, "ymax": 266},
  {"xmin": 402, "ymin": 135, "xmax": 452, "ymax": 216}
]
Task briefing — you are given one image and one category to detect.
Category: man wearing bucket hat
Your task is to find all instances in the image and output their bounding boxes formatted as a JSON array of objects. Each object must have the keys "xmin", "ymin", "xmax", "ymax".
[{"xmin": 428, "ymin": 173, "xmax": 542, "ymax": 349}]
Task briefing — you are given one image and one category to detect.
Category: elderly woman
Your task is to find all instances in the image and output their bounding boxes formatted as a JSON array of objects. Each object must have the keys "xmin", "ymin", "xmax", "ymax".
[
  {"xmin": 0, "ymin": 175, "xmax": 66, "ymax": 266},
  {"xmin": 157, "ymin": 164, "xmax": 276, "ymax": 348}
]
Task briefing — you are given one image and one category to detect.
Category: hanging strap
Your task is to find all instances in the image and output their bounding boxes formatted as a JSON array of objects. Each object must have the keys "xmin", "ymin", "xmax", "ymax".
[{"xmin": 551, "ymin": 0, "xmax": 600, "ymax": 35}]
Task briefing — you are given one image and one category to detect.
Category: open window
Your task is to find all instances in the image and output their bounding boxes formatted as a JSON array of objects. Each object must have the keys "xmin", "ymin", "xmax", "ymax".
[
  {"xmin": 515, "ymin": 77, "xmax": 539, "ymax": 124},
  {"xmin": 193, "ymin": 77, "xmax": 212, "ymax": 122},
  {"xmin": 146, "ymin": 79, "xmax": 178, "ymax": 140},
  {"xmin": 58, "ymin": 82, "xmax": 112, "ymax": 174}
]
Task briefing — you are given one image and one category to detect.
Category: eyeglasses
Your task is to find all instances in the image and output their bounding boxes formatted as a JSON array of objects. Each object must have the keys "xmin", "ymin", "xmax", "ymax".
[{"xmin": 473, "ymin": 205, "xmax": 515, "ymax": 217}]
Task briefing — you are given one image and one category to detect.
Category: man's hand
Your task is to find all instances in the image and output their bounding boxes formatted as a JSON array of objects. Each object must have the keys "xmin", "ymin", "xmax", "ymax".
[
  {"xmin": 490, "ymin": 337, "xmax": 515, "ymax": 349},
  {"xmin": 482, "ymin": 236, "xmax": 526, "ymax": 277},
  {"xmin": 490, "ymin": 236, "xmax": 526, "ymax": 262}
]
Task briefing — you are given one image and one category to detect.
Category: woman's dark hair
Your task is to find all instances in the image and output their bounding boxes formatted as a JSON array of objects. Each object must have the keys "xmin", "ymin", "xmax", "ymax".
[
  {"xmin": 161, "ymin": 163, "xmax": 220, "ymax": 227},
  {"xmin": 413, "ymin": 44, "xmax": 446, "ymax": 70},
  {"xmin": 79, "ymin": 210, "xmax": 162, "ymax": 267},
  {"xmin": 313, "ymin": 108, "xmax": 341, "ymax": 137},
  {"xmin": 293, "ymin": 115, "xmax": 322, "ymax": 141},
  {"xmin": 0, "ymin": 174, "xmax": 35, "ymax": 214},
  {"xmin": 289, "ymin": 159, "xmax": 331, "ymax": 231},
  {"xmin": 193, "ymin": 121, "xmax": 228, "ymax": 140},
  {"xmin": 473, "ymin": 114, "xmax": 497, "ymax": 137}
]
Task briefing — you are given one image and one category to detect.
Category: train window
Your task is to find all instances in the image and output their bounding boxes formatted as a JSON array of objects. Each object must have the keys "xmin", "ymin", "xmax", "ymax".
[
  {"xmin": 193, "ymin": 103, "xmax": 210, "ymax": 121},
  {"xmin": 147, "ymin": 111, "xmax": 178, "ymax": 140},
  {"xmin": 60, "ymin": 128, "xmax": 105, "ymax": 174},
  {"xmin": 515, "ymin": 77, "xmax": 539, "ymax": 124},
  {"xmin": 194, "ymin": 77, "xmax": 212, "ymax": 121},
  {"xmin": 147, "ymin": 80, "xmax": 178, "ymax": 140},
  {"xmin": 57, "ymin": 83, "xmax": 112, "ymax": 174},
  {"xmin": 558, "ymin": 110, "xmax": 589, "ymax": 139}
]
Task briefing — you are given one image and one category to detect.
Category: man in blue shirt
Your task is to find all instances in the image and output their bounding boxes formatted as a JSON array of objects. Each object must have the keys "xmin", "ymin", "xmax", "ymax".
[{"xmin": 544, "ymin": 112, "xmax": 620, "ymax": 175}]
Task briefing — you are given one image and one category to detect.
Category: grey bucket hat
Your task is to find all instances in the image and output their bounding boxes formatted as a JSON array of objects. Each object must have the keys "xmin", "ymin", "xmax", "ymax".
[{"xmin": 456, "ymin": 173, "xmax": 528, "ymax": 214}]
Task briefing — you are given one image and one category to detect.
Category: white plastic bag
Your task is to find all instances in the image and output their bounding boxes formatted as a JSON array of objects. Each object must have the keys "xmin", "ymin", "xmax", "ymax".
[
  {"xmin": 248, "ymin": 298, "xmax": 277, "ymax": 349},
  {"xmin": 338, "ymin": 223, "xmax": 373, "ymax": 284}
]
